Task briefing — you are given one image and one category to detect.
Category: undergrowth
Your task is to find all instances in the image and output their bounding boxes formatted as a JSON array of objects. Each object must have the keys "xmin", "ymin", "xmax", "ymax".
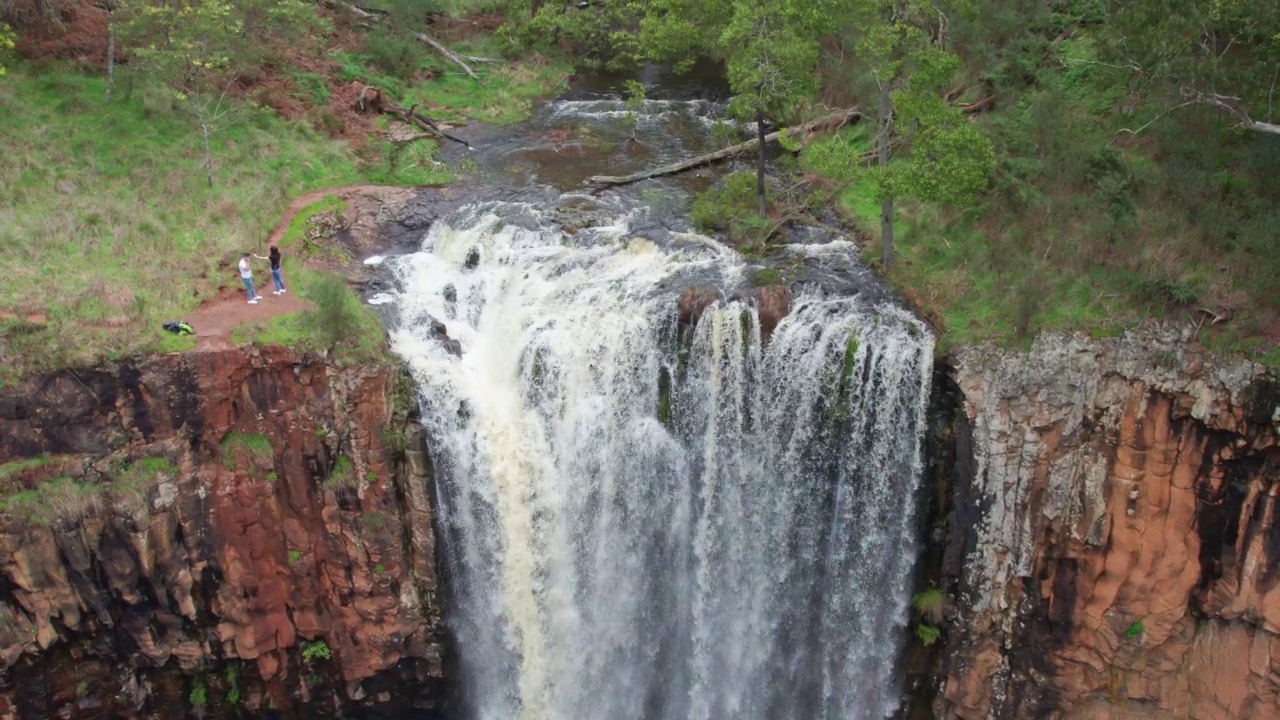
[{"xmin": 806, "ymin": 32, "xmax": 1280, "ymax": 366}]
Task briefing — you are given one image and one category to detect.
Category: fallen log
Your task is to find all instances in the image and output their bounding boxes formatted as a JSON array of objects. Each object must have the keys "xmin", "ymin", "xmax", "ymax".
[
  {"xmin": 584, "ymin": 108, "xmax": 863, "ymax": 187},
  {"xmin": 356, "ymin": 86, "xmax": 472, "ymax": 149},
  {"xmin": 417, "ymin": 32, "xmax": 479, "ymax": 80}
]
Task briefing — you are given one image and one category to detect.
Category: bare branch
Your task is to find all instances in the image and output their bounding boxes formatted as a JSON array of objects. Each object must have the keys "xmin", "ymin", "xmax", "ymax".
[{"xmin": 1109, "ymin": 100, "xmax": 1196, "ymax": 145}]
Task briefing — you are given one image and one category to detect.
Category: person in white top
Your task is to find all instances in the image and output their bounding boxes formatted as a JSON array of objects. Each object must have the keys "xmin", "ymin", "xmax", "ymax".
[{"xmin": 238, "ymin": 252, "xmax": 261, "ymax": 304}]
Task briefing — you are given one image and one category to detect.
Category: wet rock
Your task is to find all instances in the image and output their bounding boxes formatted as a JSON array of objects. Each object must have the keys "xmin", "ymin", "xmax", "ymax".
[
  {"xmin": 678, "ymin": 287, "xmax": 718, "ymax": 329},
  {"xmin": 463, "ymin": 247, "xmax": 481, "ymax": 271}
]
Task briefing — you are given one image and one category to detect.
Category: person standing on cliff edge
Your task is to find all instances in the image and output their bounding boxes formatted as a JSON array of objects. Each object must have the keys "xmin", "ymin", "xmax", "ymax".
[
  {"xmin": 238, "ymin": 252, "xmax": 261, "ymax": 304},
  {"xmin": 255, "ymin": 246, "xmax": 287, "ymax": 296}
]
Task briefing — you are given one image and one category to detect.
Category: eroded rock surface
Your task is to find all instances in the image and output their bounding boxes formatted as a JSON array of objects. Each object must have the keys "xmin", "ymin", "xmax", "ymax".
[
  {"xmin": 936, "ymin": 326, "xmax": 1280, "ymax": 720},
  {"xmin": 0, "ymin": 346, "xmax": 444, "ymax": 718}
]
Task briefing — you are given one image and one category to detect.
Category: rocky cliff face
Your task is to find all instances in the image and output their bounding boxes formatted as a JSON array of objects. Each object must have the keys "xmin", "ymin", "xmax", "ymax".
[
  {"xmin": 934, "ymin": 327, "xmax": 1280, "ymax": 720},
  {"xmin": 0, "ymin": 346, "xmax": 445, "ymax": 719}
]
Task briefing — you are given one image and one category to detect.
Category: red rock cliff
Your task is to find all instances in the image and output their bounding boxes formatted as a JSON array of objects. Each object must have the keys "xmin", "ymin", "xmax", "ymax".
[
  {"xmin": 0, "ymin": 346, "xmax": 445, "ymax": 718},
  {"xmin": 933, "ymin": 328, "xmax": 1280, "ymax": 720}
]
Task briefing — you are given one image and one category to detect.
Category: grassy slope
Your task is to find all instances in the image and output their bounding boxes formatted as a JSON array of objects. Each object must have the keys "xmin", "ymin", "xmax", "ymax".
[
  {"xmin": 0, "ymin": 31, "xmax": 568, "ymax": 379},
  {"xmin": 807, "ymin": 33, "xmax": 1280, "ymax": 367}
]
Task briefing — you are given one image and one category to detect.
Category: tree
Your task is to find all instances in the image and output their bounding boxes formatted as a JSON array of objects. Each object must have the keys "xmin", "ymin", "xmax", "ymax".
[
  {"xmin": 639, "ymin": 0, "xmax": 836, "ymax": 213},
  {"xmin": 123, "ymin": 0, "xmax": 323, "ymax": 185},
  {"xmin": 1106, "ymin": 0, "xmax": 1280, "ymax": 136},
  {"xmin": 840, "ymin": 0, "xmax": 992, "ymax": 268},
  {"xmin": 721, "ymin": 0, "xmax": 828, "ymax": 216}
]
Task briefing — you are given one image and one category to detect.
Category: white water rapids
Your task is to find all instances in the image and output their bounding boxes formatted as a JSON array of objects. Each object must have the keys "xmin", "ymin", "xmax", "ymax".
[{"xmin": 386, "ymin": 199, "xmax": 934, "ymax": 720}]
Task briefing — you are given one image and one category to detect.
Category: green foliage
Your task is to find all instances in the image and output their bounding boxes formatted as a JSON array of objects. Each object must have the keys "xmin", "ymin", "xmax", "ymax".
[
  {"xmin": 1124, "ymin": 620, "xmax": 1145, "ymax": 640},
  {"xmin": 915, "ymin": 623, "xmax": 942, "ymax": 646},
  {"xmin": 374, "ymin": 564, "xmax": 386, "ymax": 574},
  {"xmin": 691, "ymin": 171, "xmax": 775, "ymax": 252},
  {"xmin": 325, "ymin": 456, "xmax": 356, "ymax": 488},
  {"xmin": 111, "ymin": 456, "xmax": 177, "ymax": 520},
  {"xmin": 220, "ymin": 432, "xmax": 274, "ymax": 472},
  {"xmin": 301, "ymin": 639, "xmax": 332, "ymax": 664},
  {"xmin": 288, "ymin": 550, "xmax": 303, "ymax": 564},
  {"xmin": 0, "ymin": 22, "xmax": 14, "ymax": 77},
  {"xmin": 188, "ymin": 677, "xmax": 207, "ymax": 708},
  {"xmin": 265, "ymin": 471, "xmax": 278, "ymax": 482},
  {"xmin": 912, "ymin": 587, "xmax": 945, "ymax": 625}
]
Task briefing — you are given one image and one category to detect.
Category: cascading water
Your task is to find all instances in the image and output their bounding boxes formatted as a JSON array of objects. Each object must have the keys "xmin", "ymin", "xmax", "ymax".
[{"xmin": 385, "ymin": 194, "xmax": 934, "ymax": 720}]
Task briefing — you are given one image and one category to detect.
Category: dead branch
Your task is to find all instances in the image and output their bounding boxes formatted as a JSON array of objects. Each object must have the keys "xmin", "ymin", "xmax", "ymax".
[
  {"xmin": 960, "ymin": 94, "xmax": 996, "ymax": 114},
  {"xmin": 584, "ymin": 108, "xmax": 864, "ymax": 187},
  {"xmin": 355, "ymin": 86, "xmax": 472, "ymax": 149},
  {"xmin": 1197, "ymin": 92, "xmax": 1280, "ymax": 135},
  {"xmin": 417, "ymin": 32, "xmax": 479, "ymax": 80},
  {"xmin": 322, "ymin": 0, "xmax": 383, "ymax": 25}
]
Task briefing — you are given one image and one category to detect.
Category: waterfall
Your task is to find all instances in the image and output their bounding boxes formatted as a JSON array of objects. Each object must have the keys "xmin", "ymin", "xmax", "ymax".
[{"xmin": 387, "ymin": 200, "xmax": 934, "ymax": 720}]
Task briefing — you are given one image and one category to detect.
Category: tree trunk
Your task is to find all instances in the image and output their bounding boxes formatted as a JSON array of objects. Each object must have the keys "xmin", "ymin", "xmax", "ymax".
[
  {"xmin": 583, "ymin": 107, "xmax": 863, "ymax": 187},
  {"xmin": 756, "ymin": 108, "xmax": 767, "ymax": 217},
  {"xmin": 878, "ymin": 81, "xmax": 894, "ymax": 270},
  {"xmin": 200, "ymin": 115, "xmax": 214, "ymax": 188},
  {"xmin": 104, "ymin": 9, "xmax": 115, "ymax": 104}
]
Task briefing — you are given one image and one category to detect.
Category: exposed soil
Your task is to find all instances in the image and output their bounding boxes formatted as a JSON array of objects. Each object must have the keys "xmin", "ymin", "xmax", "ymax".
[{"xmin": 184, "ymin": 283, "xmax": 308, "ymax": 351}]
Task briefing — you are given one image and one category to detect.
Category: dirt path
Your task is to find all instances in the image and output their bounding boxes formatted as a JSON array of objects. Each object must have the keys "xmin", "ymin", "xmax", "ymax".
[
  {"xmin": 183, "ymin": 184, "xmax": 418, "ymax": 351},
  {"xmin": 186, "ymin": 284, "xmax": 309, "ymax": 351},
  {"xmin": 263, "ymin": 184, "xmax": 411, "ymax": 247}
]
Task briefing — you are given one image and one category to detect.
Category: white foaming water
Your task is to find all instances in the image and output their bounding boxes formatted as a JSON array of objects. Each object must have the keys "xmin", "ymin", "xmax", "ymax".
[{"xmin": 388, "ymin": 200, "xmax": 934, "ymax": 720}]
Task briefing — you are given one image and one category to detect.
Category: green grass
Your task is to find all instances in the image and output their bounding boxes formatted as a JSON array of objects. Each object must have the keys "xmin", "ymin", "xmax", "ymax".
[
  {"xmin": 912, "ymin": 587, "xmax": 946, "ymax": 625},
  {"xmin": 0, "ymin": 476, "xmax": 103, "ymax": 526},
  {"xmin": 336, "ymin": 35, "xmax": 571, "ymax": 125},
  {"xmin": 232, "ymin": 267, "xmax": 388, "ymax": 364},
  {"xmin": 279, "ymin": 195, "xmax": 347, "ymax": 250},
  {"xmin": 111, "ymin": 453, "xmax": 177, "ymax": 515},
  {"xmin": 219, "ymin": 432, "xmax": 275, "ymax": 472},
  {"xmin": 0, "ymin": 454, "xmax": 61, "ymax": 482},
  {"xmin": 0, "ymin": 68, "xmax": 379, "ymax": 377},
  {"xmin": 324, "ymin": 455, "xmax": 356, "ymax": 488}
]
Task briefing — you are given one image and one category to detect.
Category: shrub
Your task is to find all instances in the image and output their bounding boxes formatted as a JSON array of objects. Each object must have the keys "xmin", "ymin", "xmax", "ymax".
[
  {"xmin": 188, "ymin": 677, "xmax": 207, "ymax": 708},
  {"xmin": 325, "ymin": 456, "xmax": 356, "ymax": 488},
  {"xmin": 915, "ymin": 624, "xmax": 942, "ymax": 646},
  {"xmin": 220, "ymin": 432, "xmax": 274, "ymax": 472},
  {"xmin": 301, "ymin": 639, "xmax": 332, "ymax": 664},
  {"xmin": 912, "ymin": 587, "xmax": 946, "ymax": 625},
  {"xmin": 306, "ymin": 274, "xmax": 367, "ymax": 353},
  {"xmin": 1124, "ymin": 620, "xmax": 1145, "ymax": 640}
]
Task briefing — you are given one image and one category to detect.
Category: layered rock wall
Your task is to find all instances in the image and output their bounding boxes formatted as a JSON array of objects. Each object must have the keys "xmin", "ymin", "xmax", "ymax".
[
  {"xmin": 0, "ymin": 346, "xmax": 445, "ymax": 718},
  {"xmin": 935, "ymin": 328, "xmax": 1280, "ymax": 720}
]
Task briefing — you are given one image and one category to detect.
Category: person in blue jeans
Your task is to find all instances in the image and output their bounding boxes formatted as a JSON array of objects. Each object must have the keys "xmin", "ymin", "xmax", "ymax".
[
  {"xmin": 269, "ymin": 246, "xmax": 287, "ymax": 295},
  {"xmin": 256, "ymin": 246, "xmax": 287, "ymax": 295},
  {"xmin": 238, "ymin": 252, "xmax": 260, "ymax": 304}
]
